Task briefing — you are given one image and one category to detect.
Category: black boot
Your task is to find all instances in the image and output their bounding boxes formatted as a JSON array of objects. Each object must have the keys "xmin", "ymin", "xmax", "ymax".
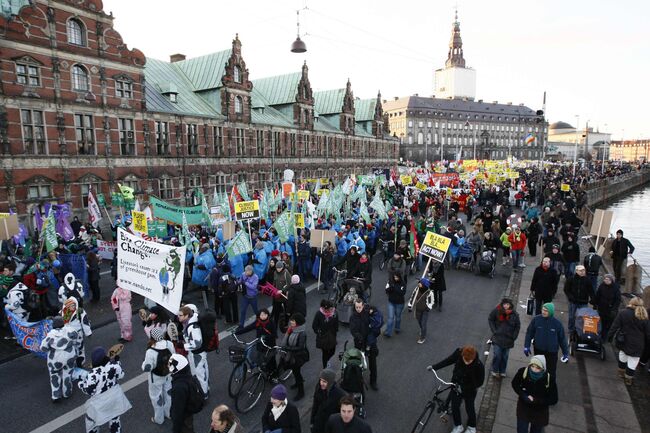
[{"xmin": 294, "ymin": 383, "xmax": 305, "ymax": 401}]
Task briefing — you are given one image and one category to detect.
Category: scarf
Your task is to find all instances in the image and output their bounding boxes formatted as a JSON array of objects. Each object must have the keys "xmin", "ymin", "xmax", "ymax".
[
  {"xmin": 528, "ymin": 367, "xmax": 544, "ymax": 382},
  {"xmin": 496, "ymin": 304, "xmax": 512, "ymax": 322},
  {"xmin": 320, "ymin": 307, "xmax": 336, "ymax": 320},
  {"xmin": 256, "ymin": 318, "xmax": 272, "ymax": 335},
  {"xmin": 286, "ymin": 324, "xmax": 305, "ymax": 347},
  {"xmin": 271, "ymin": 400, "xmax": 287, "ymax": 420}
]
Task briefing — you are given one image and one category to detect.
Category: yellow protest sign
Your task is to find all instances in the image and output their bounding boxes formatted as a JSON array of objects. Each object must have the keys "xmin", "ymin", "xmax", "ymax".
[
  {"xmin": 561, "ymin": 183, "xmax": 570, "ymax": 192},
  {"xmin": 319, "ymin": 178, "xmax": 329, "ymax": 185},
  {"xmin": 317, "ymin": 189, "xmax": 329, "ymax": 197},
  {"xmin": 415, "ymin": 182, "xmax": 427, "ymax": 191},
  {"xmin": 446, "ymin": 187, "xmax": 453, "ymax": 196},
  {"xmin": 525, "ymin": 169, "xmax": 532, "ymax": 174},
  {"xmin": 297, "ymin": 190, "xmax": 310, "ymax": 201},
  {"xmin": 487, "ymin": 175, "xmax": 497, "ymax": 184},
  {"xmin": 234, "ymin": 200, "xmax": 260, "ymax": 220},
  {"xmin": 420, "ymin": 232, "xmax": 452, "ymax": 263},
  {"xmin": 400, "ymin": 175, "xmax": 413, "ymax": 185},
  {"xmin": 508, "ymin": 171, "xmax": 520, "ymax": 179},
  {"xmin": 132, "ymin": 211, "xmax": 148, "ymax": 234},
  {"xmin": 294, "ymin": 213, "xmax": 305, "ymax": 229}
]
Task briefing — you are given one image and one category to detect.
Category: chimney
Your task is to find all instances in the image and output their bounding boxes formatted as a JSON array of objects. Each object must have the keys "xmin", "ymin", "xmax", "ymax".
[{"xmin": 170, "ymin": 53, "xmax": 186, "ymax": 63}]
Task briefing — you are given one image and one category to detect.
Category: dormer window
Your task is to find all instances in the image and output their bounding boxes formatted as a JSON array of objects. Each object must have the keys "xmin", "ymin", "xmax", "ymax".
[
  {"xmin": 233, "ymin": 66, "xmax": 241, "ymax": 83},
  {"xmin": 169, "ymin": 93, "xmax": 177, "ymax": 103}
]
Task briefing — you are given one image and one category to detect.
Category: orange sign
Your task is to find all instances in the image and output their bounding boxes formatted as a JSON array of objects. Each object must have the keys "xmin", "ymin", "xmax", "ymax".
[{"xmin": 583, "ymin": 316, "xmax": 599, "ymax": 334}]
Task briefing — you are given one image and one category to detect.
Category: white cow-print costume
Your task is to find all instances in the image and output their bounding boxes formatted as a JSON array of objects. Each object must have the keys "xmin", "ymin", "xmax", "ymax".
[
  {"xmin": 40, "ymin": 321, "xmax": 79, "ymax": 401},
  {"xmin": 63, "ymin": 297, "xmax": 92, "ymax": 365},
  {"xmin": 182, "ymin": 304, "xmax": 209, "ymax": 395},
  {"xmin": 141, "ymin": 339, "xmax": 175, "ymax": 424},
  {"xmin": 78, "ymin": 360, "xmax": 130, "ymax": 433},
  {"xmin": 5, "ymin": 283, "xmax": 30, "ymax": 321},
  {"xmin": 58, "ymin": 273, "xmax": 83, "ymax": 306}
]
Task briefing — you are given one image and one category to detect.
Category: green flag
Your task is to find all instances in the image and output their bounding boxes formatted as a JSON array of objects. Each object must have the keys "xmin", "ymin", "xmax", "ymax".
[
  {"xmin": 273, "ymin": 211, "xmax": 293, "ymax": 243},
  {"xmin": 370, "ymin": 191, "xmax": 388, "ymax": 220},
  {"xmin": 111, "ymin": 192, "xmax": 124, "ymax": 207},
  {"xmin": 42, "ymin": 210, "xmax": 57, "ymax": 252},
  {"xmin": 359, "ymin": 201, "xmax": 371, "ymax": 224},
  {"xmin": 238, "ymin": 182, "xmax": 250, "ymax": 201},
  {"xmin": 181, "ymin": 212, "xmax": 192, "ymax": 248},
  {"xmin": 96, "ymin": 193, "xmax": 106, "ymax": 207},
  {"xmin": 226, "ymin": 230, "xmax": 253, "ymax": 257},
  {"xmin": 201, "ymin": 195, "xmax": 211, "ymax": 224}
]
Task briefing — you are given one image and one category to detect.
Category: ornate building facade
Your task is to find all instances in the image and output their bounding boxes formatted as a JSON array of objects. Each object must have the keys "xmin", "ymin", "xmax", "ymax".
[{"xmin": 0, "ymin": 0, "xmax": 396, "ymax": 225}]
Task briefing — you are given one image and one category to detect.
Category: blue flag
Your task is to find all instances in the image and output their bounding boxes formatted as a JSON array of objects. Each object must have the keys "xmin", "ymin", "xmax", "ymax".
[{"xmin": 5, "ymin": 307, "xmax": 53, "ymax": 358}]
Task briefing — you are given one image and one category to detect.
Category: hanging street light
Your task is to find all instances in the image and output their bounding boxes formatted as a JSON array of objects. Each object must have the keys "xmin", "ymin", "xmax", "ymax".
[{"xmin": 291, "ymin": 9, "xmax": 307, "ymax": 53}]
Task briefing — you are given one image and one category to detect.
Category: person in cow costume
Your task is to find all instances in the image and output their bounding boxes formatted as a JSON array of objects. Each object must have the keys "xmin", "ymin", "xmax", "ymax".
[
  {"xmin": 62, "ymin": 296, "xmax": 92, "ymax": 366},
  {"xmin": 40, "ymin": 316, "xmax": 79, "ymax": 402}
]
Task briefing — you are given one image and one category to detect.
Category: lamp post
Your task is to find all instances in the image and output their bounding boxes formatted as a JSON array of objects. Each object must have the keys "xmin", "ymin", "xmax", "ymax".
[{"xmin": 573, "ymin": 115, "xmax": 580, "ymax": 176}]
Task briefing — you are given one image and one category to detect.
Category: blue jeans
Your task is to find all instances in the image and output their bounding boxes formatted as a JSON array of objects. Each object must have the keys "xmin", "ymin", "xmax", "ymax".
[
  {"xmin": 416, "ymin": 310, "xmax": 429, "ymax": 339},
  {"xmin": 588, "ymin": 274, "xmax": 598, "ymax": 293},
  {"xmin": 568, "ymin": 302, "xmax": 587, "ymax": 334},
  {"xmin": 511, "ymin": 249, "xmax": 522, "ymax": 268},
  {"xmin": 491, "ymin": 344, "xmax": 510, "ymax": 374},
  {"xmin": 566, "ymin": 262, "xmax": 577, "ymax": 278},
  {"xmin": 516, "ymin": 418, "xmax": 544, "ymax": 433},
  {"xmin": 385, "ymin": 302, "xmax": 404, "ymax": 336},
  {"xmin": 239, "ymin": 296, "xmax": 259, "ymax": 327}
]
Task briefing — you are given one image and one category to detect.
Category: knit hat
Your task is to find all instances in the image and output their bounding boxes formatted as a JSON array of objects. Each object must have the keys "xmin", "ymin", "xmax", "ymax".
[
  {"xmin": 91, "ymin": 346, "xmax": 108, "ymax": 367},
  {"xmin": 150, "ymin": 327, "xmax": 165, "ymax": 342},
  {"xmin": 542, "ymin": 302, "xmax": 555, "ymax": 317},
  {"xmin": 529, "ymin": 354, "xmax": 547, "ymax": 371},
  {"xmin": 276, "ymin": 261, "xmax": 285, "ymax": 270},
  {"xmin": 603, "ymin": 273, "xmax": 615, "ymax": 283},
  {"xmin": 290, "ymin": 312, "xmax": 306, "ymax": 326},
  {"xmin": 320, "ymin": 369, "xmax": 336, "ymax": 388},
  {"xmin": 168, "ymin": 353, "xmax": 188, "ymax": 374},
  {"xmin": 270, "ymin": 384, "xmax": 287, "ymax": 400},
  {"xmin": 419, "ymin": 277, "xmax": 431, "ymax": 289},
  {"xmin": 291, "ymin": 275, "xmax": 300, "ymax": 284}
]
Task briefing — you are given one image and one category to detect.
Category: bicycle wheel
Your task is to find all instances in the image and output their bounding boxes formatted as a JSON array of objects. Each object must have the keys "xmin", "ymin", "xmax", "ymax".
[
  {"xmin": 328, "ymin": 287, "xmax": 339, "ymax": 303},
  {"xmin": 277, "ymin": 363, "xmax": 293, "ymax": 382},
  {"xmin": 235, "ymin": 373, "xmax": 265, "ymax": 414},
  {"xmin": 228, "ymin": 362, "xmax": 247, "ymax": 398},
  {"xmin": 410, "ymin": 403, "xmax": 435, "ymax": 433}
]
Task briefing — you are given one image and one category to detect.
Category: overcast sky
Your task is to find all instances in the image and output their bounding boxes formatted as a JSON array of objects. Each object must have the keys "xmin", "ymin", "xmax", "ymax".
[{"xmin": 103, "ymin": 0, "xmax": 649, "ymax": 140}]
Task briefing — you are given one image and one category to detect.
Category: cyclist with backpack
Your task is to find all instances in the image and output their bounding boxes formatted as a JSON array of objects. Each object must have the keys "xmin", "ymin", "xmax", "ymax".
[
  {"xmin": 178, "ymin": 304, "xmax": 209, "ymax": 397},
  {"xmin": 142, "ymin": 327, "xmax": 175, "ymax": 424},
  {"xmin": 169, "ymin": 353, "xmax": 206, "ymax": 433}
]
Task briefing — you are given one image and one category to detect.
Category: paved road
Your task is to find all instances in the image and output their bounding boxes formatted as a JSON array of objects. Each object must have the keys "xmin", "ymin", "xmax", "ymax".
[{"xmin": 0, "ymin": 254, "xmax": 510, "ymax": 433}]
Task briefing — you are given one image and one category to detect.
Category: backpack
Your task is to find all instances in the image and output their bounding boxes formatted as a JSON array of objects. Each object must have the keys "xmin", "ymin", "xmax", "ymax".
[
  {"xmin": 186, "ymin": 375, "xmax": 207, "ymax": 414},
  {"xmin": 191, "ymin": 310, "xmax": 219, "ymax": 353},
  {"xmin": 151, "ymin": 347, "xmax": 172, "ymax": 376},
  {"xmin": 369, "ymin": 309, "xmax": 384, "ymax": 335}
]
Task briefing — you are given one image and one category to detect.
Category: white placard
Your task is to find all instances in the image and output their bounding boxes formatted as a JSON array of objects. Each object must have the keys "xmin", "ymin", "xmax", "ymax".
[
  {"xmin": 116, "ymin": 228, "xmax": 186, "ymax": 314},
  {"xmin": 96, "ymin": 240, "xmax": 116, "ymax": 260}
]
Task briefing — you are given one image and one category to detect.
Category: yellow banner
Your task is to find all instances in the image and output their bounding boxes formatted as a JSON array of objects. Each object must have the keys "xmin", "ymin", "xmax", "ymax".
[
  {"xmin": 415, "ymin": 182, "xmax": 427, "ymax": 191},
  {"xmin": 234, "ymin": 200, "xmax": 260, "ymax": 220},
  {"xmin": 294, "ymin": 213, "xmax": 305, "ymax": 229},
  {"xmin": 132, "ymin": 211, "xmax": 148, "ymax": 234},
  {"xmin": 561, "ymin": 183, "xmax": 570, "ymax": 192},
  {"xmin": 317, "ymin": 189, "xmax": 329, "ymax": 197},
  {"xmin": 297, "ymin": 190, "xmax": 310, "ymax": 201},
  {"xmin": 400, "ymin": 175, "xmax": 413, "ymax": 185}
]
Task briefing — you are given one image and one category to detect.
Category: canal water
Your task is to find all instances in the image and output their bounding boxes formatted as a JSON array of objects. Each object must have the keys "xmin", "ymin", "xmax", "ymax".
[{"xmin": 604, "ymin": 183, "xmax": 650, "ymax": 288}]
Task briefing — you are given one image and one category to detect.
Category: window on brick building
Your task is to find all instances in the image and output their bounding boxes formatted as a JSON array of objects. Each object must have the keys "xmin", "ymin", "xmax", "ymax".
[
  {"xmin": 159, "ymin": 177, "xmax": 174, "ymax": 200},
  {"xmin": 188, "ymin": 174, "xmax": 202, "ymax": 205},
  {"xmin": 235, "ymin": 128, "xmax": 245, "ymax": 156},
  {"xmin": 122, "ymin": 177, "xmax": 139, "ymax": 192},
  {"xmin": 75, "ymin": 114, "xmax": 95, "ymax": 155},
  {"xmin": 256, "ymin": 130, "xmax": 264, "ymax": 156},
  {"xmin": 81, "ymin": 181, "xmax": 101, "ymax": 208},
  {"xmin": 72, "ymin": 65, "xmax": 90, "ymax": 91},
  {"xmin": 290, "ymin": 133, "xmax": 297, "ymax": 156},
  {"xmin": 28, "ymin": 181, "xmax": 52, "ymax": 200},
  {"xmin": 115, "ymin": 80, "xmax": 133, "ymax": 98},
  {"xmin": 16, "ymin": 63, "xmax": 40, "ymax": 86},
  {"xmin": 155, "ymin": 121, "xmax": 169, "ymax": 155},
  {"xmin": 187, "ymin": 124, "xmax": 198, "ymax": 155},
  {"xmin": 213, "ymin": 173, "xmax": 229, "ymax": 194},
  {"xmin": 233, "ymin": 66, "xmax": 241, "ymax": 84},
  {"xmin": 237, "ymin": 173, "xmax": 246, "ymax": 183},
  {"xmin": 21, "ymin": 109, "xmax": 47, "ymax": 155},
  {"xmin": 235, "ymin": 96, "xmax": 243, "ymax": 114},
  {"xmin": 118, "ymin": 118, "xmax": 135, "ymax": 155},
  {"xmin": 67, "ymin": 18, "xmax": 86, "ymax": 46},
  {"xmin": 213, "ymin": 126, "xmax": 224, "ymax": 156},
  {"xmin": 273, "ymin": 132, "xmax": 281, "ymax": 156}
]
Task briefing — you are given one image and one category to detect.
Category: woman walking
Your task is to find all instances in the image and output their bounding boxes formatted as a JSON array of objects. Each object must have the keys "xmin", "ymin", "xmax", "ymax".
[
  {"xmin": 279, "ymin": 313, "xmax": 310, "ymax": 401},
  {"xmin": 383, "ymin": 272, "xmax": 406, "ymax": 337},
  {"xmin": 511, "ymin": 355, "xmax": 558, "ymax": 433},
  {"xmin": 312, "ymin": 299, "xmax": 339, "ymax": 368},
  {"xmin": 608, "ymin": 297, "xmax": 650, "ymax": 385},
  {"xmin": 261, "ymin": 384, "xmax": 301, "ymax": 433}
]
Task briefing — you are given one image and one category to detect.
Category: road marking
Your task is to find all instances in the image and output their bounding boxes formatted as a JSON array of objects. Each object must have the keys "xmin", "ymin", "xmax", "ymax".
[{"xmin": 28, "ymin": 281, "xmax": 320, "ymax": 433}]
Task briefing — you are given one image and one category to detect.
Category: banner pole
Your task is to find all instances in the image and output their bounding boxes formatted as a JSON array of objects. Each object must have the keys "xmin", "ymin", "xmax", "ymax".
[
  {"xmin": 247, "ymin": 219, "xmax": 253, "ymax": 249},
  {"xmin": 317, "ymin": 234, "xmax": 324, "ymax": 292},
  {"xmin": 422, "ymin": 256, "xmax": 432, "ymax": 278}
]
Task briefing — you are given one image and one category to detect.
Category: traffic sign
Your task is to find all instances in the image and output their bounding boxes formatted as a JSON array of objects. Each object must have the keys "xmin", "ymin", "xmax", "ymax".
[
  {"xmin": 420, "ymin": 232, "xmax": 452, "ymax": 263},
  {"xmin": 234, "ymin": 200, "xmax": 260, "ymax": 221}
]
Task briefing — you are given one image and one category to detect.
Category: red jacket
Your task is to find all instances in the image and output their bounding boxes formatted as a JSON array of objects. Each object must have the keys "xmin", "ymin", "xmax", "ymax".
[{"xmin": 508, "ymin": 231, "xmax": 527, "ymax": 251}]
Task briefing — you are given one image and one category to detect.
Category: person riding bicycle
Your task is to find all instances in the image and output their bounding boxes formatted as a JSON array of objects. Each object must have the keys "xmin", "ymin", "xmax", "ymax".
[
  {"xmin": 429, "ymin": 346, "xmax": 485, "ymax": 433},
  {"xmin": 387, "ymin": 252, "xmax": 407, "ymax": 281},
  {"xmin": 235, "ymin": 308, "xmax": 277, "ymax": 370}
]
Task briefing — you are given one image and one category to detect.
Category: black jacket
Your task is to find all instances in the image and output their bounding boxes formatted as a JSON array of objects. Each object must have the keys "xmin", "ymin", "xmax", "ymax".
[
  {"xmin": 609, "ymin": 307, "xmax": 650, "ymax": 357},
  {"xmin": 561, "ymin": 241, "xmax": 580, "ymax": 263},
  {"xmin": 312, "ymin": 310, "xmax": 339, "ymax": 351},
  {"xmin": 349, "ymin": 308, "xmax": 369, "ymax": 350},
  {"xmin": 583, "ymin": 252, "xmax": 603, "ymax": 275},
  {"xmin": 385, "ymin": 279, "xmax": 406, "ymax": 305},
  {"xmin": 488, "ymin": 306, "xmax": 521, "ymax": 349},
  {"xmin": 511, "ymin": 366, "xmax": 558, "ymax": 427},
  {"xmin": 236, "ymin": 317, "xmax": 277, "ymax": 351},
  {"xmin": 563, "ymin": 275, "xmax": 593, "ymax": 304},
  {"xmin": 592, "ymin": 282, "xmax": 621, "ymax": 316},
  {"xmin": 311, "ymin": 383, "xmax": 347, "ymax": 433},
  {"xmin": 530, "ymin": 266, "xmax": 560, "ymax": 301},
  {"xmin": 287, "ymin": 283, "xmax": 307, "ymax": 317},
  {"xmin": 611, "ymin": 237, "xmax": 634, "ymax": 259},
  {"xmin": 429, "ymin": 262, "xmax": 447, "ymax": 292},
  {"xmin": 170, "ymin": 367, "xmax": 193, "ymax": 433},
  {"xmin": 431, "ymin": 348, "xmax": 485, "ymax": 397},
  {"xmin": 261, "ymin": 401, "xmax": 301, "ymax": 433},
  {"xmin": 325, "ymin": 414, "xmax": 372, "ymax": 433}
]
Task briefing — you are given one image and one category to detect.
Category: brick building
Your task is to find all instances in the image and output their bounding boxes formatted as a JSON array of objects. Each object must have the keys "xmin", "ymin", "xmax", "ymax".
[{"xmin": 0, "ymin": 0, "xmax": 396, "ymax": 228}]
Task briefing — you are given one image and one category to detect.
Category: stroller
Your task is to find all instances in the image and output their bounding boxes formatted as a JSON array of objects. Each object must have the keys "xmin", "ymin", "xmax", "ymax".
[
  {"xmin": 570, "ymin": 307, "xmax": 605, "ymax": 360},
  {"xmin": 337, "ymin": 279, "xmax": 368, "ymax": 325},
  {"xmin": 455, "ymin": 244, "xmax": 475, "ymax": 271},
  {"xmin": 477, "ymin": 250, "xmax": 496, "ymax": 278},
  {"xmin": 339, "ymin": 342, "xmax": 368, "ymax": 418}
]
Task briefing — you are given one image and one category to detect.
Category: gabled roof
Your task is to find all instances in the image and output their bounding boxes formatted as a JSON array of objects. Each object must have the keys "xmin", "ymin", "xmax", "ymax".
[
  {"xmin": 174, "ymin": 50, "xmax": 231, "ymax": 91},
  {"xmin": 314, "ymin": 89, "xmax": 345, "ymax": 115},
  {"xmin": 250, "ymin": 88, "xmax": 294, "ymax": 127},
  {"xmin": 355, "ymin": 98, "xmax": 378, "ymax": 122},
  {"xmin": 253, "ymin": 73, "xmax": 301, "ymax": 106},
  {"xmin": 384, "ymin": 96, "xmax": 537, "ymax": 117},
  {"xmin": 144, "ymin": 57, "xmax": 223, "ymax": 118}
]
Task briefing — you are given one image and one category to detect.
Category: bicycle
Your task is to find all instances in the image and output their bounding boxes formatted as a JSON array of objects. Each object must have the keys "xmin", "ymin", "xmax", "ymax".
[
  {"xmin": 328, "ymin": 267, "xmax": 348, "ymax": 303},
  {"xmin": 235, "ymin": 339, "xmax": 293, "ymax": 413},
  {"xmin": 227, "ymin": 333, "xmax": 259, "ymax": 398},
  {"xmin": 410, "ymin": 367, "xmax": 458, "ymax": 433},
  {"xmin": 378, "ymin": 239, "xmax": 395, "ymax": 270}
]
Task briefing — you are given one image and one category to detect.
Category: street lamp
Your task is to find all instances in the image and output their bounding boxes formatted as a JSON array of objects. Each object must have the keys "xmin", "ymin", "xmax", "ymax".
[{"xmin": 573, "ymin": 115, "xmax": 580, "ymax": 176}]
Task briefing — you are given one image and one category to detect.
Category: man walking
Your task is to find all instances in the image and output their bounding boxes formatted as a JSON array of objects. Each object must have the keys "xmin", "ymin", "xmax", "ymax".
[
  {"xmin": 583, "ymin": 246, "xmax": 604, "ymax": 293},
  {"xmin": 530, "ymin": 257, "xmax": 560, "ymax": 315},
  {"xmin": 488, "ymin": 298, "xmax": 521, "ymax": 378},
  {"xmin": 563, "ymin": 265, "xmax": 594, "ymax": 335},
  {"xmin": 324, "ymin": 395, "xmax": 373, "ymax": 433},
  {"xmin": 524, "ymin": 303, "xmax": 569, "ymax": 377},
  {"xmin": 610, "ymin": 229, "xmax": 635, "ymax": 283}
]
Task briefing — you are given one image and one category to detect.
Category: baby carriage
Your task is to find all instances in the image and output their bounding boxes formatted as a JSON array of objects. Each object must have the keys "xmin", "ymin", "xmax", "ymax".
[
  {"xmin": 477, "ymin": 250, "xmax": 496, "ymax": 278},
  {"xmin": 337, "ymin": 285, "xmax": 360, "ymax": 325},
  {"xmin": 339, "ymin": 342, "xmax": 368, "ymax": 418},
  {"xmin": 455, "ymin": 244, "xmax": 475, "ymax": 271},
  {"xmin": 570, "ymin": 307, "xmax": 605, "ymax": 360}
]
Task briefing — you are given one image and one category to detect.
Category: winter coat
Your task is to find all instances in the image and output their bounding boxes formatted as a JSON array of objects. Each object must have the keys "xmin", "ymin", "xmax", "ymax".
[
  {"xmin": 170, "ymin": 367, "xmax": 194, "ymax": 433},
  {"xmin": 429, "ymin": 263, "xmax": 447, "ymax": 292},
  {"xmin": 273, "ymin": 268, "xmax": 292, "ymax": 294},
  {"xmin": 508, "ymin": 232, "xmax": 527, "ymax": 251},
  {"xmin": 349, "ymin": 308, "xmax": 369, "ymax": 350},
  {"xmin": 524, "ymin": 315, "xmax": 569, "ymax": 355},
  {"xmin": 324, "ymin": 414, "xmax": 373, "ymax": 433},
  {"xmin": 561, "ymin": 241, "xmax": 580, "ymax": 263},
  {"xmin": 609, "ymin": 307, "xmax": 650, "ymax": 357},
  {"xmin": 239, "ymin": 273, "xmax": 259, "ymax": 298},
  {"xmin": 252, "ymin": 247, "xmax": 268, "ymax": 280},
  {"xmin": 311, "ymin": 383, "xmax": 347, "ymax": 433},
  {"xmin": 593, "ymin": 282, "xmax": 621, "ymax": 318},
  {"xmin": 287, "ymin": 283, "xmax": 307, "ymax": 317},
  {"xmin": 407, "ymin": 285, "xmax": 434, "ymax": 312},
  {"xmin": 530, "ymin": 266, "xmax": 560, "ymax": 301},
  {"xmin": 488, "ymin": 306, "xmax": 521, "ymax": 349},
  {"xmin": 366, "ymin": 309, "xmax": 383, "ymax": 347},
  {"xmin": 192, "ymin": 249, "xmax": 216, "ymax": 287},
  {"xmin": 236, "ymin": 317, "xmax": 277, "ymax": 351},
  {"xmin": 387, "ymin": 257, "xmax": 407, "ymax": 280},
  {"xmin": 544, "ymin": 252, "xmax": 565, "ymax": 277},
  {"xmin": 280, "ymin": 325, "xmax": 309, "ymax": 366},
  {"xmin": 610, "ymin": 237, "xmax": 635, "ymax": 259},
  {"xmin": 261, "ymin": 400, "xmax": 301, "ymax": 433},
  {"xmin": 431, "ymin": 348, "xmax": 485, "ymax": 397},
  {"xmin": 563, "ymin": 275, "xmax": 593, "ymax": 304},
  {"xmin": 511, "ymin": 366, "xmax": 558, "ymax": 426},
  {"xmin": 583, "ymin": 252, "xmax": 603, "ymax": 276},
  {"xmin": 312, "ymin": 309, "xmax": 339, "ymax": 351},
  {"xmin": 385, "ymin": 279, "xmax": 406, "ymax": 305}
]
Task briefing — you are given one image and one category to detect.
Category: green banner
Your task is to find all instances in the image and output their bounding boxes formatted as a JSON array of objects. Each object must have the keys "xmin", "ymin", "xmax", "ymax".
[
  {"xmin": 124, "ymin": 199, "xmax": 135, "ymax": 212},
  {"xmin": 150, "ymin": 196, "xmax": 205, "ymax": 225},
  {"xmin": 226, "ymin": 230, "xmax": 252, "ymax": 257},
  {"xmin": 273, "ymin": 211, "xmax": 293, "ymax": 244},
  {"xmin": 96, "ymin": 193, "xmax": 106, "ymax": 207},
  {"xmin": 148, "ymin": 220, "xmax": 168, "ymax": 238},
  {"xmin": 111, "ymin": 192, "xmax": 123, "ymax": 207},
  {"xmin": 43, "ymin": 211, "xmax": 57, "ymax": 252}
]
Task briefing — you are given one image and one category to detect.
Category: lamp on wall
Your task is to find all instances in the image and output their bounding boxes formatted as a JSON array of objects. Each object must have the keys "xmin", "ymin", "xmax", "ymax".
[{"xmin": 290, "ymin": 10, "xmax": 307, "ymax": 53}]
